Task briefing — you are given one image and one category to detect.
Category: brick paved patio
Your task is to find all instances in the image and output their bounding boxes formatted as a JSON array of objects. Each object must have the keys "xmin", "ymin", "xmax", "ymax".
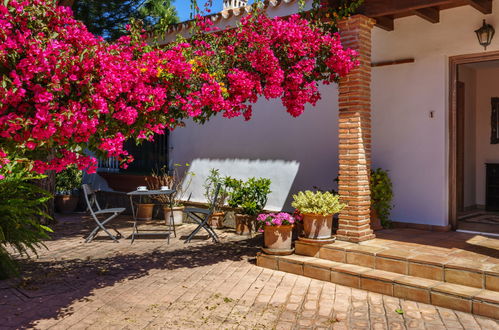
[{"xmin": 1, "ymin": 214, "xmax": 498, "ymax": 329}]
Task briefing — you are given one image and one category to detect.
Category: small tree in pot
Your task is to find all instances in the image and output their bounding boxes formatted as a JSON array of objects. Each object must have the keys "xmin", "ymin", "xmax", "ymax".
[
  {"xmin": 291, "ymin": 190, "xmax": 346, "ymax": 240},
  {"xmin": 225, "ymin": 177, "xmax": 271, "ymax": 235},
  {"xmin": 203, "ymin": 169, "xmax": 228, "ymax": 229},
  {"xmin": 146, "ymin": 164, "xmax": 194, "ymax": 225},
  {"xmin": 55, "ymin": 166, "xmax": 82, "ymax": 214}
]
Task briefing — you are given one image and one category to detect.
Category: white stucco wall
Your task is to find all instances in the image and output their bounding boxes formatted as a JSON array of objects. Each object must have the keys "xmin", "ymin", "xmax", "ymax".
[
  {"xmin": 475, "ymin": 67, "xmax": 499, "ymax": 205},
  {"xmin": 371, "ymin": 1, "xmax": 499, "ymax": 226},
  {"xmin": 170, "ymin": 1, "xmax": 499, "ymax": 226}
]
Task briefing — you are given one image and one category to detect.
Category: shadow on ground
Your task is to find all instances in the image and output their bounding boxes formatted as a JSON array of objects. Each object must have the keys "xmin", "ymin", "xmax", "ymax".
[{"xmin": 0, "ymin": 215, "xmax": 261, "ymax": 329}]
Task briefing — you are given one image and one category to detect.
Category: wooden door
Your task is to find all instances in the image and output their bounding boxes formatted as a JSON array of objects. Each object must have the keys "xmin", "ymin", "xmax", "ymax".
[{"xmin": 456, "ymin": 81, "xmax": 465, "ymax": 213}]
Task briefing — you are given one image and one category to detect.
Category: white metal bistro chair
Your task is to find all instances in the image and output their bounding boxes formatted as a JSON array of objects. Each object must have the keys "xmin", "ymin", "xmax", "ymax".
[{"xmin": 82, "ymin": 184, "xmax": 125, "ymax": 243}]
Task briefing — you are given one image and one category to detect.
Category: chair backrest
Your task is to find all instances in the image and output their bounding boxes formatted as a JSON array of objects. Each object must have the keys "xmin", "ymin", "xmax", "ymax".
[
  {"xmin": 82, "ymin": 184, "xmax": 101, "ymax": 214},
  {"xmin": 209, "ymin": 183, "xmax": 222, "ymax": 211}
]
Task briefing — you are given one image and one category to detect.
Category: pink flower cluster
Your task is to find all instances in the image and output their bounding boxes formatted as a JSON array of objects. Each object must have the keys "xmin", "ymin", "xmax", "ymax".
[
  {"xmin": 0, "ymin": 0, "xmax": 358, "ymax": 175},
  {"xmin": 256, "ymin": 212, "xmax": 296, "ymax": 230}
]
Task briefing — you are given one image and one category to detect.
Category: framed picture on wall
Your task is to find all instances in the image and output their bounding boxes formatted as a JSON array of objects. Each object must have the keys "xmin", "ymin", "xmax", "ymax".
[{"xmin": 491, "ymin": 98, "xmax": 499, "ymax": 144}]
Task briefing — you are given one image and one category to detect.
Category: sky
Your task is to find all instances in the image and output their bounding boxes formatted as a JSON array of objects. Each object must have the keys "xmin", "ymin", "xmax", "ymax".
[{"xmin": 174, "ymin": 0, "xmax": 255, "ymax": 22}]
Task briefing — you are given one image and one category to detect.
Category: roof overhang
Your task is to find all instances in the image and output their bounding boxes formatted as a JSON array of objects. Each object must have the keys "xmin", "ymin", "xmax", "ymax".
[{"xmin": 349, "ymin": 0, "xmax": 493, "ymax": 31}]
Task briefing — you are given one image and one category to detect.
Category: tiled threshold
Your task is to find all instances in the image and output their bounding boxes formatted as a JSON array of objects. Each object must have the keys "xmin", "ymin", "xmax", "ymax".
[{"xmin": 256, "ymin": 238, "xmax": 499, "ymax": 319}]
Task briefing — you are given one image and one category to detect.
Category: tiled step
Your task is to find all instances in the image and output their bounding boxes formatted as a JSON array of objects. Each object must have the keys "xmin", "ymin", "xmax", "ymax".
[
  {"xmin": 256, "ymin": 253, "xmax": 499, "ymax": 319},
  {"xmin": 294, "ymin": 240, "xmax": 499, "ymax": 292}
]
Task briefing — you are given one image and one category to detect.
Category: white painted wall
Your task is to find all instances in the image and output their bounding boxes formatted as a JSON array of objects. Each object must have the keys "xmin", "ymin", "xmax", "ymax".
[
  {"xmin": 172, "ymin": 84, "xmax": 339, "ymax": 210},
  {"xmin": 475, "ymin": 67, "xmax": 499, "ymax": 205},
  {"xmin": 169, "ymin": 1, "xmax": 499, "ymax": 226},
  {"xmin": 458, "ymin": 65, "xmax": 477, "ymax": 208},
  {"xmin": 371, "ymin": 1, "xmax": 499, "ymax": 226}
]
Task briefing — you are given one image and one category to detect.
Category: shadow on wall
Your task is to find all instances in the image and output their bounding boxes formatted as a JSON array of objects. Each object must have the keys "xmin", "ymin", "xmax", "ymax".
[{"xmin": 182, "ymin": 158, "xmax": 300, "ymax": 211}]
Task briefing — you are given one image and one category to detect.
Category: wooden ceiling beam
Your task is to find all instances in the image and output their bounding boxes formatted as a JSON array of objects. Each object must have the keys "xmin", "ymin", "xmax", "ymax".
[
  {"xmin": 375, "ymin": 16, "xmax": 394, "ymax": 31},
  {"xmin": 465, "ymin": 0, "xmax": 493, "ymax": 14},
  {"xmin": 358, "ymin": 0, "xmax": 454, "ymax": 17},
  {"xmin": 413, "ymin": 7, "xmax": 440, "ymax": 23}
]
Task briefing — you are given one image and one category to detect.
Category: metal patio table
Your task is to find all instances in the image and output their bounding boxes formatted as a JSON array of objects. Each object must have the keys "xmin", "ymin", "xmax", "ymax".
[{"xmin": 127, "ymin": 189, "xmax": 176, "ymax": 243}]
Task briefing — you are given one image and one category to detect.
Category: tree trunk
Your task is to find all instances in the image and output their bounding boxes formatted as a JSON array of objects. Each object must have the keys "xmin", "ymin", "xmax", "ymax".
[{"xmin": 35, "ymin": 170, "xmax": 56, "ymax": 225}]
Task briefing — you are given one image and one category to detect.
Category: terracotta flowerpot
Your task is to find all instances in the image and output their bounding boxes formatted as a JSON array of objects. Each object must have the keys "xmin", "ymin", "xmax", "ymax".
[
  {"xmin": 264, "ymin": 225, "xmax": 294, "ymax": 250},
  {"xmin": 164, "ymin": 206, "xmax": 185, "ymax": 225},
  {"xmin": 370, "ymin": 208, "xmax": 383, "ymax": 231},
  {"xmin": 136, "ymin": 204, "xmax": 154, "ymax": 220},
  {"xmin": 55, "ymin": 195, "xmax": 79, "ymax": 214},
  {"xmin": 302, "ymin": 213, "xmax": 333, "ymax": 239},
  {"xmin": 208, "ymin": 212, "xmax": 225, "ymax": 229},
  {"xmin": 235, "ymin": 214, "xmax": 255, "ymax": 235}
]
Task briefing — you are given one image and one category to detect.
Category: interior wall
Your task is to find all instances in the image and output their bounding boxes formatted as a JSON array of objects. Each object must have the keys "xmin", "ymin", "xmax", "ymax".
[
  {"xmin": 458, "ymin": 65, "xmax": 477, "ymax": 209},
  {"xmin": 475, "ymin": 67, "xmax": 499, "ymax": 205}
]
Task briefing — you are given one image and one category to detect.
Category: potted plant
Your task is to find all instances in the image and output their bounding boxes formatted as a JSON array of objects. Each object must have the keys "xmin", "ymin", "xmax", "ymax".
[
  {"xmin": 146, "ymin": 163, "xmax": 194, "ymax": 225},
  {"xmin": 203, "ymin": 168, "xmax": 228, "ymax": 229},
  {"xmin": 135, "ymin": 194, "xmax": 154, "ymax": 220},
  {"xmin": 370, "ymin": 168, "xmax": 393, "ymax": 230},
  {"xmin": 256, "ymin": 212, "xmax": 295, "ymax": 254},
  {"xmin": 55, "ymin": 166, "xmax": 82, "ymax": 214},
  {"xmin": 291, "ymin": 190, "xmax": 346, "ymax": 240},
  {"xmin": 225, "ymin": 177, "xmax": 272, "ymax": 235}
]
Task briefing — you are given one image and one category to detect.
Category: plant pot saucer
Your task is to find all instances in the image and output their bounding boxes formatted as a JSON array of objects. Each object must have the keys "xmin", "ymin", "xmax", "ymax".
[
  {"xmin": 298, "ymin": 236, "xmax": 336, "ymax": 245},
  {"xmin": 261, "ymin": 247, "xmax": 294, "ymax": 256}
]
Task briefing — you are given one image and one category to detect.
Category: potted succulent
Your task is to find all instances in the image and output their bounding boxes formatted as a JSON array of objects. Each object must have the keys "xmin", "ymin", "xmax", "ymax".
[
  {"xmin": 225, "ymin": 177, "xmax": 272, "ymax": 235},
  {"xmin": 291, "ymin": 190, "xmax": 346, "ymax": 240},
  {"xmin": 370, "ymin": 168, "xmax": 393, "ymax": 230},
  {"xmin": 257, "ymin": 212, "xmax": 296, "ymax": 254},
  {"xmin": 55, "ymin": 166, "xmax": 82, "ymax": 214},
  {"xmin": 146, "ymin": 163, "xmax": 194, "ymax": 225},
  {"xmin": 203, "ymin": 168, "xmax": 228, "ymax": 229}
]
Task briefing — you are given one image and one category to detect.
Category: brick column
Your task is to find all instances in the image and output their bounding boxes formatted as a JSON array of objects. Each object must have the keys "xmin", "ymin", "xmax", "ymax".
[{"xmin": 336, "ymin": 15, "xmax": 375, "ymax": 243}]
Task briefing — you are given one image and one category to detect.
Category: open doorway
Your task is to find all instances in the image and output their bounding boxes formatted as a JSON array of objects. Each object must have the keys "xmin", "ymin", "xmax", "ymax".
[{"xmin": 454, "ymin": 59, "xmax": 499, "ymax": 235}]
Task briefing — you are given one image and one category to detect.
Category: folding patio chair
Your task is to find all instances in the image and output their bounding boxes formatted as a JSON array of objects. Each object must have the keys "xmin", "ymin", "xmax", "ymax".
[
  {"xmin": 82, "ymin": 184, "xmax": 125, "ymax": 243},
  {"xmin": 184, "ymin": 183, "xmax": 221, "ymax": 243}
]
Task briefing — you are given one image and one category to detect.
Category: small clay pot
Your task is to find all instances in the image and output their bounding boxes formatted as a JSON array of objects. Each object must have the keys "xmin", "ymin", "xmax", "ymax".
[
  {"xmin": 302, "ymin": 213, "xmax": 333, "ymax": 239},
  {"xmin": 235, "ymin": 214, "xmax": 255, "ymax": 235},
  {"xmin": 136, "ymin": 204, "xmax": 154, "ymax": 220},
  {"xmin": 208, "ymin": 212, "xmax": 225, "ymax": 229},
  {"xmin": 370, "ymin": 208, "xmax": 383, "ymax": 231},
  {"xmin": 163, "ymin": 206, "xmax": 185, "ymax": 225},
  {"xmin": 264, "ymin": 225, "xmax": 294, "ymax": 250},
  {"xmin": 55, "ymin": 195, "xmax": 79, "ymax": 214}
]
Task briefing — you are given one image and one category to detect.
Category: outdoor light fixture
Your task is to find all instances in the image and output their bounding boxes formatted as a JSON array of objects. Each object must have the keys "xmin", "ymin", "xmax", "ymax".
[{"xmin": 475, "ymin": 19, "xmax": 495, "ymax": 50}]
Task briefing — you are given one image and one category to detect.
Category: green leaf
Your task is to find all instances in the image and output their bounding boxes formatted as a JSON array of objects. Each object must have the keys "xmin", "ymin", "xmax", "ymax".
[{"xmin": 395, "ymin": 309, "xmax": 404, "ymax": 315}]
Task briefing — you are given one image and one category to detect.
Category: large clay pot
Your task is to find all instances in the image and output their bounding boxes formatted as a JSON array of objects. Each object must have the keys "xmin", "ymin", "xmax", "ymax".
[
  {"xmin": 164, "ymin": 206, "xmax": 185, "ymax": 225},
  {"xmin": 302, "ymin": 213, "xmax": 333, "ymax": 239},
  {"xmin": 208, "ymin": 212, "xmax": 225, "ymax": 229},
  {"xmin": 264, "ymin": 225, "xmax": 293, "ymax": 250},
  {"xmin": 136, "ymin": 204, "xmax": 154, "ymax": 220},
  {"xmin": 235, "ymin": 214, "xmax": 254, "ymax": 235},
  {"xmin": 55, "ymin": 195, "xmax": 79, "ymax": 214},
  {"xmin": 370, "ymin": 208, "xmax": 383, "ymax": 231}
]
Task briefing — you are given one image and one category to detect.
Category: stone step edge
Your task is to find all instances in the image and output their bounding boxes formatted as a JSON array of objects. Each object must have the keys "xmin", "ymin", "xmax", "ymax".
[
  {"xmin": 256, "ymin": 253, "xmax": 499, "ymax": 320},
  {"xmin": 294, "ymin": 240, "xmax": 499, "ymax": 292}
]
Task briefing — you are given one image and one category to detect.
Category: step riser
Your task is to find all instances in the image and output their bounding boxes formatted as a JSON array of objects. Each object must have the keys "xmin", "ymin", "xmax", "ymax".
[
  {"xmin": 257, "ymin": 254, "xmax": 499, "ymax": 320},
  {"xmin": 295, "ymin": 241, "xmax": 499, "ymax": 292}
]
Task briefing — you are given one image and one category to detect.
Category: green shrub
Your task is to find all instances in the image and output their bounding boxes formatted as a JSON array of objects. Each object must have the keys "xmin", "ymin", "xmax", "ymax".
[
  {"xmin": 203, "ymin": 168, "xmax": 228, "ymax": 212},
  {"xmin": 224, "ymin": 177, "xmax": 271, "ymax": 216},
  {"xmin": 55, "ymin": 165, "xmax": 82, "ymax": 195},
  {"xmin": 370, "ymin": 168, "xmax": 393, "ymax": 228},
  {"xmin": 0, "ymin": 162, "xmax": 53, "ymax": 279},
  {"xmin": 291, "ymin": 190, "xmax": 346, "ymax": 216}
]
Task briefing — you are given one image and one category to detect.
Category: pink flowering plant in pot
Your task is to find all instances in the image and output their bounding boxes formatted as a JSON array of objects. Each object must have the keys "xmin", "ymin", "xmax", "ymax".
[{"xmin": 257, "ymin": 212, "xmax": 296, "ymax": 253}]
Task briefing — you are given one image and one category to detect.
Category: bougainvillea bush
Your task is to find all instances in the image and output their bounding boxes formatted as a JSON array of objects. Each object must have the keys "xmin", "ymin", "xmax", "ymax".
[{"xmin": 0, "ymin": 0, "xmax": 357, "ymax": 175}]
